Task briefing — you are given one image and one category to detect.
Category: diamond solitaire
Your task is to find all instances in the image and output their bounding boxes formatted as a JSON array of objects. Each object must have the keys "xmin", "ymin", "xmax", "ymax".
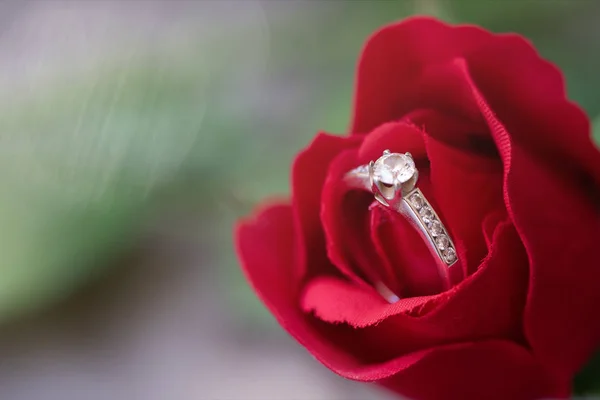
[
  {"xmin": 369, "ymin": 150, "xmax": 418, "ymax": 205},
  {"xmin": 372, "ymin": 152, "xmax": 416, "ymax": 186}
]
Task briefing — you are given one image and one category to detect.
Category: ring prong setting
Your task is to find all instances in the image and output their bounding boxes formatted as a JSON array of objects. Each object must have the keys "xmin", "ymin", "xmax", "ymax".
[{"xmin": 369, "ymin": 150, "xmax": 418, "ymax": 207}]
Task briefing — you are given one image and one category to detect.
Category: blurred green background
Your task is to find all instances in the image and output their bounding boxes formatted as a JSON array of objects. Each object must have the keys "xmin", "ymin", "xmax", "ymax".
[{"xmin": 0, "ymin": 1, "xmax": 599, "ymax": 399}]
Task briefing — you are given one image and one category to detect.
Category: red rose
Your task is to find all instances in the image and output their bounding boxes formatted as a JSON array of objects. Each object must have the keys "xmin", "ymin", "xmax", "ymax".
[{"xmin": 235, "ymin": 17, "xmax": 600, "ymax": 400}]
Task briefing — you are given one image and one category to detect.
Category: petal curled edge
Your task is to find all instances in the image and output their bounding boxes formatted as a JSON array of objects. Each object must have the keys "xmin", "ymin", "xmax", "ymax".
[
  {"xmin": 456, "ymin": 58, "xmax": 600, "ymax": 378},
  {"xmin": 351, "ymin": 17, "xmax": 493, "ymax": 134},
  {"xmin": 466, "ymin": 32, "xmax": 600, "ymax": 183},
  {"xmin": 292, "ymin": 132, "xmax": 362, "ymax": 281}
]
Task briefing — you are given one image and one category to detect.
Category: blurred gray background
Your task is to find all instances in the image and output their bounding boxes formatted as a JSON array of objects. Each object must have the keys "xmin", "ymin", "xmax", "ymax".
[{"xmin": 0, "ymin": 1, "xmax": 598, "ymax": 399}]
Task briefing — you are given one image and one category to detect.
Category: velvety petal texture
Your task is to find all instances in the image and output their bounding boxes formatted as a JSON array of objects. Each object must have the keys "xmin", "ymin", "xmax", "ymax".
[{"xmin": 236, "ymin": 16, "xmax": 600, "ymax": 400}]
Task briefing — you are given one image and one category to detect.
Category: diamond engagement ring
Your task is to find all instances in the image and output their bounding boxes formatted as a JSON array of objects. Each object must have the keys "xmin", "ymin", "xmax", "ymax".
[{"xmin": 344, "ymin": 150, "xmax": 458, "ymax": 289}]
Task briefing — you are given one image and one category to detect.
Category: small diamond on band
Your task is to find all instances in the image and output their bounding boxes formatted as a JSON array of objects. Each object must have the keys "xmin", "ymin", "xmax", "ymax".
[
  {"xmin": 443, "ymin": 247, "xmax": 457, "ymax": 263},
  {"xmin": 409, "ymin": 193, "xmax": 424, "ymax": 210},
  {"xmin": 419, "ymin": 207, "xmax": 434, "ymax": 226},
  {"xmin": 429, "ymin": 220, "xmax": 443, "ymax": 236},
  {"xmin": 435, "ymin": 235, "xmax": 450, "ymax": 251}
]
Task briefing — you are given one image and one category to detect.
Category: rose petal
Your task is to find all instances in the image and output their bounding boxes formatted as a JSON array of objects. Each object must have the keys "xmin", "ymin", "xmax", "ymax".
[
  {"xmin": 236, "ymin": 204, "xmax": 298, "ymax": 307},
  {"xmin": 292, "ymin": 132, "xmax": 362, "ymax": 280},
  {"xmin": 301, "ymin": 275, "xmax": 435, "ymax": 329},
  {"xmin": 482, "ymin": 209, "xmax": 508, "ymax": 251},
  {"xmin": 467, "ymin": 33, "xmax": 600, "ymax": 183},
  {"xmin": 320, "ymin": 149, "xmax": 386, "ymax": 290},
  {"xmin": 236, "ymin": 203, "xmax": 361, "ymax": 370},
  {"xmin": 351, "ymin": 17, "xmax": 493, "ymax": 134},
  {"xmin": 456, "ymin": 56, "xmax": 600, "ymax": 377},
  {"xmin": 300, "ymin": 275, "xmax": 431, "ymax": 325},
  {"xmin": 368, "ymin": 205, "xmax": 404, "ymax": 297},
  {"xmin": 423, "ymin": 133, "xmax": 504, "ymax": 275},
  {"xmin": 356, "ymin": 121, "xmax": 427, "ymax": 164},
  {"xmin": 402, "ymin": 108, "xmax": 497, "ymax": 160},
  {"xmin": 381, "ymin": 340, "xmax": 568, "ymax": 400}
]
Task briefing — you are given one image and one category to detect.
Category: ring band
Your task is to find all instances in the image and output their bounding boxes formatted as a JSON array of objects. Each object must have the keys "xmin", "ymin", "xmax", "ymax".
[{"xmin": 344, "ymin": 150, "xmax": 458, "ymax": 296}]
